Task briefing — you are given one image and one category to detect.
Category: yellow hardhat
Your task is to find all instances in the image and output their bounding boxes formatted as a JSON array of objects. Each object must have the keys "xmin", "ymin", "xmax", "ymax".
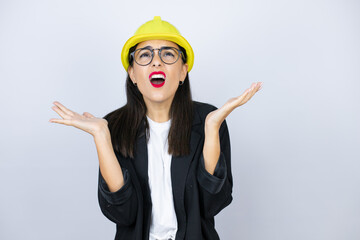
[{"xmin": 121, "ymin": 16, "xmax": 194, "ymax": 72}]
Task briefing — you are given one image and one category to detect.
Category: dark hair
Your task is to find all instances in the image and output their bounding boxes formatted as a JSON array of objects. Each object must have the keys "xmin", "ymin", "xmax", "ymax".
[{"xmin": 103, "ymin": 43, "xmax": 193, "ymax": 159}]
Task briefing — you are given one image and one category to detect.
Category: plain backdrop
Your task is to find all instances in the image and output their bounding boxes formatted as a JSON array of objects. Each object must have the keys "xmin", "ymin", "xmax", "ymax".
[{"xmin": 0, "ymin": 0, "xmax": 359, "ymax": 239}]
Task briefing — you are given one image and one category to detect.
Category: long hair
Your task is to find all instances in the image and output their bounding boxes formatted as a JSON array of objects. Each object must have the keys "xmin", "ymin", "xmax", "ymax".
[{"xmin": 103, "ymin": 43, "xmax": 194, "ymax": 159}]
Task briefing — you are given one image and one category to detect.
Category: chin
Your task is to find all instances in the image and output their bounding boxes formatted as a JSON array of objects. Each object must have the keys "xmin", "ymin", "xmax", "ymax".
[{"xmin": 145, "ymin": 94, "xmax": 175, "ymax": 104}]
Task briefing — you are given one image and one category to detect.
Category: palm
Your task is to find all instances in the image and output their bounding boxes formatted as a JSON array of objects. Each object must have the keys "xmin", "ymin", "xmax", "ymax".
[
  {"xmin": 205, "ymin": 82, "xmax": 263, "ymax": 128},
  {"xmin": 49, "ymin": 101, "xmax": 107, "ymax": 136}
]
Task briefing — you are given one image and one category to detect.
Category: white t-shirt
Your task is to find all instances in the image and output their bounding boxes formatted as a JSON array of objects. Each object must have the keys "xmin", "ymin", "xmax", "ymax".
[{"xmin": 146, "ymin": 115, "xmax": 178, "ymax": 240}]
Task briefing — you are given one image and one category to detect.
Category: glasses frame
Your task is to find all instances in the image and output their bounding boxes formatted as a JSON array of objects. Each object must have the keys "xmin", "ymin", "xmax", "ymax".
[{"xmin": 130, "ymin": 46, "xmax": 184, "ymax": 66}]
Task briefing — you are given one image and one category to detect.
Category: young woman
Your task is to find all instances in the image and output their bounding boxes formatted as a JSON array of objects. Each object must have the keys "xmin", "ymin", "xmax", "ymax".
[{"xmin": 50, "ymin": 16, "xmax": 262, "ymax": 240}]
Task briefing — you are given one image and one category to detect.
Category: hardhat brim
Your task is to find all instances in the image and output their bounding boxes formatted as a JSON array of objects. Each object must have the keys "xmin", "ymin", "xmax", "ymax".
[{"xmin": 121, "ymin": 33, "xmax": 194, "ymax": 72}]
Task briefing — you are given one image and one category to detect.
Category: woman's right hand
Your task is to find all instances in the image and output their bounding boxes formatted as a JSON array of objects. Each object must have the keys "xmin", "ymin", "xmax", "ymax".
[{"xmin": 49, "ymin": 101, "xmax": 108, "ymax": 137}]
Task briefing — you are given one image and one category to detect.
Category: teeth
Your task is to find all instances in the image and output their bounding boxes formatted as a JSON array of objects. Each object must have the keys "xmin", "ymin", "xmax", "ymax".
[{"xmin": 150, "ymin": 74, "xmax": 165, "ymax": 80}]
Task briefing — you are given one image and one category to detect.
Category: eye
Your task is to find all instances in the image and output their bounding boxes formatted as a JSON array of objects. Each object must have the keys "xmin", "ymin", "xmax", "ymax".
[
  {"xmin": 164, "ymin": 51, "xmax": 175, "ymax": 57},
  {"xmin": 140, "ymin": 52, "xmax": 151, "ymax": 58},
  {"xmin": 162, "ymin": 48, "xmax": 177, "ymax": 58}
]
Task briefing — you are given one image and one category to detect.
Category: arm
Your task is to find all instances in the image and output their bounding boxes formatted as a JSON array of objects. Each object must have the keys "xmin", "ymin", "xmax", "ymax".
[
  {"xmin": 95, "ymin": 127, "xmax": 138, "ymax": 226},
  {"xmin": 94, "ymin": 128, "xmax": 124, "ymax": 192},
  {"xmin": 197, "ymin": 119, "xmax": 233, "ymax": 218},
  {"xmin": 197, "ymin": 82, "xmax": 262, "ymax": 218},
  {"xmin": 49, "ymin": 101, "xmax": 138, "ymax": 225},
  {"xmin": 202, "ymin": 120, "xmax": 221, "ymax": 175}
]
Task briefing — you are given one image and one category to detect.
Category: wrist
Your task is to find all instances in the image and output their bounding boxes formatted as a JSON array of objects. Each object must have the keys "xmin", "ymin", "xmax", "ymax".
[
  {"xmin": 93, "ymin": 124, "xmax": 111, "ymax": 140},
  {"xmin": 205, "ymin": 121, "xmax": 220, "ymax": 134}
]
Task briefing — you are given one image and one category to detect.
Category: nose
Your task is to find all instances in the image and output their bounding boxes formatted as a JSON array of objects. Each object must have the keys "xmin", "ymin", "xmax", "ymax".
[{"xmin": 151, "ymin": 49, "xmax": 162, "ymax": 67}]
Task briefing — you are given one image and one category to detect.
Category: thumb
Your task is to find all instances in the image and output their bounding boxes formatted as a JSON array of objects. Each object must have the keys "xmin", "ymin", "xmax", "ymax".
[{"xmin": 83, "ymin": 112, "xmax": 95, "ymax": 118}]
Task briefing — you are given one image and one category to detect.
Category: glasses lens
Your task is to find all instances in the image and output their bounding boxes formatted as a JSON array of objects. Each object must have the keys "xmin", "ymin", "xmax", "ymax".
[
  {"xmin": 133, "ymin": 47, "xmax": 181, "ymax": 66},
  {"xmin": 134, "ymin": 49, "xmax": 152, "ymax": 65},
  {"xmin": 160, "ymin": 47, "xmax": 179, "ymax": 64}
]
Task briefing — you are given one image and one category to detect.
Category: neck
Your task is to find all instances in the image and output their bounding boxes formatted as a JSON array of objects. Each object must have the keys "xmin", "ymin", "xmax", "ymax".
[{"xmin": 144, "ymin": 99, "xmax": 172, "ymax": 123}]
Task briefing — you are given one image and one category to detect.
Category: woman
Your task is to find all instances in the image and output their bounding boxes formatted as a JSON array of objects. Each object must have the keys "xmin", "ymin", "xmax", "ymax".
[{"xmin": 50, "ymin": 16, "xmax": 262, "ymax": 240}]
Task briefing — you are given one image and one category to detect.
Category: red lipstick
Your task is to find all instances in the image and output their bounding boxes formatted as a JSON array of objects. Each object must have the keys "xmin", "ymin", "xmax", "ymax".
[{"xmin": 149, "ymin": 71, "xmax": 166, "ymax": 88}]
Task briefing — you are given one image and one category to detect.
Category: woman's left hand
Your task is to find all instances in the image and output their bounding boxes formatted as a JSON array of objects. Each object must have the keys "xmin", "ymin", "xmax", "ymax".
[{"xmin": 205, "ymin": 82, "xmax": 263, "ymax": 129}]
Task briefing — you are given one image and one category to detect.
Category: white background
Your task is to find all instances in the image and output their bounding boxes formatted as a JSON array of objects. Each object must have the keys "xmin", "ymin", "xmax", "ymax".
[{"xmin": 0, "ymin": 0, "xmax": 359, "ymax": 239}]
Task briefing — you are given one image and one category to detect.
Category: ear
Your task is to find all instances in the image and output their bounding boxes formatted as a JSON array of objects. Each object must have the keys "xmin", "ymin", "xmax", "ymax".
[
  {"xmin": 180, "ymin": 63, "xmax": 188, "ymax": 81},
  {"xmin": 128, "ymin": 65, "xmax": 136, "ymax": 83}
]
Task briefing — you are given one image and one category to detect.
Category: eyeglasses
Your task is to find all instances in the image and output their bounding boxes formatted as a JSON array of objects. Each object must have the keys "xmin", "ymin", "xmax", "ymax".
[{"xmin": 130, "ymin": 46, "xmax": 184, "ymax": 66}]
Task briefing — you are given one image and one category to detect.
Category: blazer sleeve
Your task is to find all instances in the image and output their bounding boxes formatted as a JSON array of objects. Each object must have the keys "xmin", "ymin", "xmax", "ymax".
[
  {"xmin": 197, "ymin": 119, "xmax": 233, "ymax": 219},
  {"xmin": 97, "ymin": 166, "xmax": 138, "ymax": 226}
]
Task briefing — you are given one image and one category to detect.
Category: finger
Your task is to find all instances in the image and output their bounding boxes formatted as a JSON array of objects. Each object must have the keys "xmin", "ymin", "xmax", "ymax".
[
  {"xmin": 242, "ymin": 82, "xmax": 261, "ymax": 103},
  {"xmin": 251, "ymin": 82, "xmax": 262, "ymax": 94},
  {"xmin": 83, "ymin": 112, "xmax": 95, "ymax": 118},
  {"xmin": 51, "ymin": 105, "xmax": 67, "ymax": 119},
  {"xmin": 248, "ymin": 82, "xmax": 259, "ymax": 95},
  {"xmin": 249, "ymin": 82, "xmax": 259, "ymax": 92},
  {"xmin": 223, "ymin": 83, "xmax": 259, "ymax": 111},
  {"xmin": 242, "ymin": 87, "xmax": 256, "ymax": 103},
  {"xmin": 254, "ymin": 82, "xmax": 262, "ymax": 92},
  {"xmin": 49, "ymin": 118, "xmax": 73, "ymax": 126},
  {"xmin": 233, "ymin": 87, "xmax": 254, "ymax": 106},
  {"xmin": 53, "ymin": 101, "xmax": 74, "ymax": 116}
]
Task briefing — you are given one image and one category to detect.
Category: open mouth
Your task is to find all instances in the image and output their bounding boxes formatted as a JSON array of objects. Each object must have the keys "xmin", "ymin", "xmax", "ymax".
[
  {"xmin": 149, "ymin": 72, "xmax": 166, "ymax": 88},
  {"xmin": 150, "ymin": 78, "xmax": 165, "ymax": 87}
]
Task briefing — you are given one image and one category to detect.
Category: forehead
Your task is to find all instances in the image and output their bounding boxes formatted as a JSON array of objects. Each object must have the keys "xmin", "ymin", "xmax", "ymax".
[{"xmin": 136, "ymin": 39, "xmax": 178, "ymax": 49}]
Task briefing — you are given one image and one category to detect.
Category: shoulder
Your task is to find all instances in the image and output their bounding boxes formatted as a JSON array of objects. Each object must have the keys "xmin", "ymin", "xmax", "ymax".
[
  {"xmin": 192, "ymin": 100, "xmax": 218, "ymax": 125},
  {"xmin": 193, "ymin": 100, "xmax": 218, "ymax": 115},
  {"xmin": 192, "ymin": 100, "xmax": 229, "ymax": 134}
]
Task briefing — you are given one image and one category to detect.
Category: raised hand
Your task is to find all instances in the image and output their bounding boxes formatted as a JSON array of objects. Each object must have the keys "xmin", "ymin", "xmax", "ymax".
[
  {"xmin": 49, "ymin": 101, "xmax": 108, "ymax": 137},
  {"xmin": 205, "ymin": 82, "xmax": 263, "ymax": 129},
  {"xmin": 202, "ymin": 82, "xmax": 262, "ymax": 174}
]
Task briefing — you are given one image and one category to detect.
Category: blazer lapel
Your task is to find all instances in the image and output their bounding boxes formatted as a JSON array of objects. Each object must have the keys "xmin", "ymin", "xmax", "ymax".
[
  {"xmin": 133, "ymin": 128, "xmax": 149, "ymax": 193},
  {"xmin": 171, "ymin": 107, "xmax": 203, "ymax": 239},
  {"xmin": 132, "ymin": 123, "xmax": 152, "ymax": 238}
]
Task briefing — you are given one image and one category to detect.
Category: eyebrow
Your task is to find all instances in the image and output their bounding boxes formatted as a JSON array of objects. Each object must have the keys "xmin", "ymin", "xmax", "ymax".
[{"xmin": 140, "ymin": 45, "xmax": 173, "ymax": 50}]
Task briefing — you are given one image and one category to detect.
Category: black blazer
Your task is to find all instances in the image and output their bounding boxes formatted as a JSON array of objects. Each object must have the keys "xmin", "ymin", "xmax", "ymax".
[{"xmin": 98, "ymin": 101, "xmax": 233, "ymax": 240}]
